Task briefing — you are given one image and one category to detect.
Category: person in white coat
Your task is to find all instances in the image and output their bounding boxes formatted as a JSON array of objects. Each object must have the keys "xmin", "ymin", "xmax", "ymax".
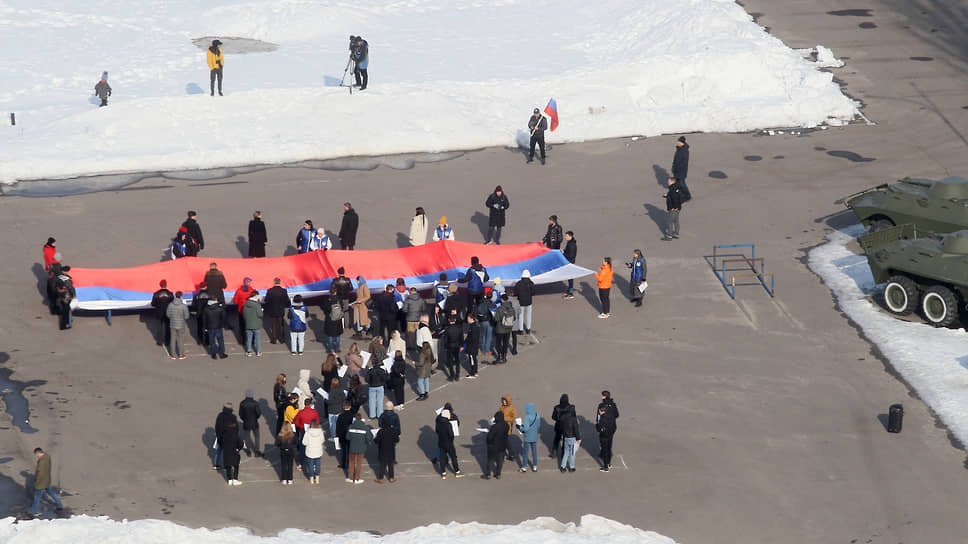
[
  {"xmin": 409, "ymin": 207, "xmax": 428, "ymax": 246},
  {"xmin": 310, "ymin": 228, "xmax": 333, "ymax": 251},
  {"xmin": 302, "ymin": 420, "xmax": 325, "ymax": 483},
  {"xmin": 433, "ymin": 216, "xmax": 455, "ymax": 241},
  {"xmin": 296, "ymin": 369, "xmax": 312, "ymax": 408}
]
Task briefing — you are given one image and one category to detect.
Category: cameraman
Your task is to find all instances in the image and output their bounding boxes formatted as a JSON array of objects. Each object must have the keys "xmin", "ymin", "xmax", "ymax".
[{"xmin": 349, "ymin": 35, "xmax": 369, "ymax": 90}]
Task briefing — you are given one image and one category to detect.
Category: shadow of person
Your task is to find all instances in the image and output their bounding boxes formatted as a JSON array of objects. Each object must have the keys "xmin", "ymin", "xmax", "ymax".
[
  {"xmin": 235, "ymin": 236, "xmax": 248, "ymax": 258},
  {"xmin": 539, "ymin": 417, "xmax": 557, "ymax": 457},
  {"xmin": 185, "ymin": 83, "xmax": 205, "ymax": 95},
  {"xmin": 513, "ymin": 129, "xmax": 530, "ymax": 156},
  {"xmin": 0, "ymin": 468, "xmax": 30, "ymax": 517},
  {"xmin": 642, "ymin": 203, "xmax": 668, "ymax": 233},
  {"xmin": 611, "ymin": 272, "xmax": 632, "ymax": 306},
  {"xmin": 471, "ymin": 211, "xmax": 490, "ymax": 241},
  {"xmin": 576, "ymin": 414, "xmax": 601, "ymax": 463},
  {"xmin": 258, "ymin": 397, "xmax": 277, "ymax": 440},
  {"xmin": 652, "ymin": 164, "xmax": 670, "ymax": 189},
  {"xmin": 307, "ymin": 308, "xmax": 326, "ymax": 346},
  {"xmin": 458, "ymin": 420, "xmax": 489, "ymax": 473},
  {"xmin": 417, "ymin": 425, "xmax": 439, "ymax": 463},
  {"xmin": 202, "ymin": 427, "xmax": 217, "ymax": 466},
  {"xmin": 578, "ymin": 281, "xmax": 600, "ymax": 312},
  {"xmin": 139, "ymin": 312, "xmax": 164, "ymax": 347},
  {"xmin": 31, "ymin": 263, "xmax": 47, "ymax": 303},
  {"xmin": 395, "ymin": 232, "xmax": 410, "ymax": 248},
  {"xmin": 283, "ymin": 245, "xmax": 298, "ymax": 257},
  {"xmin": 323, "ymin": 75, "xmax": 343, "ymax": 87}
]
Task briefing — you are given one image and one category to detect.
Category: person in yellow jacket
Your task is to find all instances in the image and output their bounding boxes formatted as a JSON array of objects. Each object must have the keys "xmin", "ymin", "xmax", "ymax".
[
  {"xmin": 207, "ymin": 39, "xmax": 224, "ymax": 96},
  {"xmin": 283, "ymin": 392, "xmax": 300, "ymax": 428},
  {"xmin": 499, "ymin": 395, "xmax": 517, "ymax": 461}
]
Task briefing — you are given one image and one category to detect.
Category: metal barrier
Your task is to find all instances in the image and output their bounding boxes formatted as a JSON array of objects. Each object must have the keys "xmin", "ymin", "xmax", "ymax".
[{"xmin": 710, "ymin": 244, "xmax": 775, "ymax": 299}]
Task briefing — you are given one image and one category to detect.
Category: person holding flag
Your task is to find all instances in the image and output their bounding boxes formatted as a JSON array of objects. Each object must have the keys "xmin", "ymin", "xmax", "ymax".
[{"xmin": 527, "ymin": 108, "xmax": 548, "ymax": 165}]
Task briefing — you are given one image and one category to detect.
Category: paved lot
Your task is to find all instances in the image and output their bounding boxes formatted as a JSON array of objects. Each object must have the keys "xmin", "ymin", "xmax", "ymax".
[{"xmin": 2, "ymin": 0, "xmax": 968, "ymax": 541}]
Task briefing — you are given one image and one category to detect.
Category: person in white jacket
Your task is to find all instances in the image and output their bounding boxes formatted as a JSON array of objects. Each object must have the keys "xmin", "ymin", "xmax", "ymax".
[
  {"xmin": 433, "ymin": 216, "xmax": 455, "ymax": 241},
  {"xmin": 302, "ymin": 420, "xmax": 325, "ymax": 483},
  {"xmin": 409, "ymin": 207, "xmax": 428, "ymax": 246},
  {"xmin": 310, "ymin": 228, "xmax": 333, "ymax": 251},
  {"xmin": 296, "ymin": 369, "xmax": 312, "ymax": 408}
]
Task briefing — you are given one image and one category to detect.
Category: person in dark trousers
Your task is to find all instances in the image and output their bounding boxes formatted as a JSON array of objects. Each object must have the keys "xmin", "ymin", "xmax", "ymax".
[
  {"xmin": 296, "ymin": 220, "xmax": 314, "ymax": 254},
  {"xmin": 442, "ymin": 313, "xmax": 464, "ymax": 381},
  {"xmin": 596, "ymin": 405, "xmax": 617, "ymax": 472},
  {"xmin": 375, "ymin": 285, "xmax": 398, "ymax": 343},
  {"xmin": 550, "ymin": 394, "xmax": 574, "ymax": 458},
  {"xmin": 462, "ymin": 256, "xmax": 489, "ymax": 308},
  {"xmin": 54, "ymin": 266, "xmax": 76, "ymax": 330},
  {"xmin": 335, "ymin": 401, "xmax": 355, "ymax": 469},
  {"xmin": 94, "ymin": 75, "xmax": 111, "ymax": 107},
  {"xmin": 203, "ymin": 263, "xmax": 226, "ymax": 304},
  {"xmin": 330, "ymin": 267, "xmax": 353, "ymax": 313},
  {"xmin": 388, "ymin": 353, "xmax": 407, "ymax": 405},
  {"xmin": 275, "ymin": 424, "xmax": 297, "ymax": 485},
  {"xmin": 542, "ymin": 215, "xmax": 563, "ymax": 249},
  {"xmin": 273, "ymin": 373, "xmax": 288, "ymax": 434},
  {"xmin": 626, "ymin": 249, "xmax": 647, "ymax": 307},
  {"xmin": 248, "ymin": 211, "xmax": 267, "ymax": 258},
  {"xmin": 220, "ymin": 420, "xmax": 243, "ymax": 484},
  {"xmin": 435, "ymin": 408, "xmax": 464, "ymax": 479},
  {"xmin": 213, "ymin": 402, "xmax": 238, "ymax": 470},
  {"xmin": 207, "ymin": 39, "xmax": 224, "ymax": 96},
  {"xmin": 482, "ymin": 411, "xmax": 509, "ymax": 479},
  {"xmin": 46, "ymin": 262, "xmax": 63, "ymax": 315},
  {"xmin": 598, "ymin": 390, "xmax": 620, "ymax": 420},
  {"xmin": 595, "ymin": 257, "xmax": 614, "ymax": 319},
  {"xmin": 493, "ymin": 295, "xmax": 515, "ymax": 363},
  {"xmin": 463, "ymin": 313, "xmax": 481, "ymax": 378},
  {"xmin": 671, "ymin": 135, "xmax": 691, "ymax": 201},
  {"xmin": 350, "ymin": 35, "xmax": 369, "ymax": 90},
  {"xmin": 27, "ymin": 447, "xmax": 64, "ymax": 517},
  {"xmin": 339, "ymin": 202, "xmax": 359, "ymax": 250},
  {"xmin": 151, "ymin": 280, "xmax": 174, "ymax": 348},
  {"xmin": 239, "ymin": 389, "xmax": 262, "ymax": 457},
  {"xmin": 203, "ymin": 299, "xmax": 228, "ymax": 359},
  {"xmin": 662, "ymin": 177, "xmax": 683, "ymax": 241},
  {"xmin": 527, "ymin": 108, "xmax": 548, "ymax": 164},
  {"xmin": 191, "ymin": 284, "xmax": 211, "ymax": 344},
  {"xmin": 182, "ymin": 211, "xmax": 205, "ymax": 255},
  {"xmin": 562, "ymin": 231, "xmax": 577, "ymax": 299},
  {"xmin": 484, "ymin": 186, "xmax": 509, "ymax": 244},
  {"xmin": 374, "ymin": 416, "xmax": 399, "ymax": 482},
  {"xmin": 515, "ymin": 269, "xmax": 536, "ymax": 334},
  {"xmin": 263, "ymin": 278, "xmax": 289, "ymax": 344}
]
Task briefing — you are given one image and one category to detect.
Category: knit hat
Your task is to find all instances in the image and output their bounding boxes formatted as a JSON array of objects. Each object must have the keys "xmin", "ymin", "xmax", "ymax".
[
  {"xmin": 245, "ymin": 389, "xmax": 254, "ymax": 398},
  {"xmin": 439, "ymin": 216, "xmax": 447, "ymax": 225},
  {"xmin": 495, "ymin": 185, "xmax": 503, "ymax": 192},
  {"xmin": 533, "ymin": 108, "xmax": 540, "ymax": 114},
  {"xmin": 521, "ymin": 269, "xmax": 531, "ymax": 278},
  {"xmin": 212, "ymin": 39, "xmax": 222, "ymax": 46},
  {"xmin": 677, "ymin": 136, "xmax": 686, "ymax": 143},
  {"xmin": 47, "ymin": 237, "xmax": 56, "ymax": 245}
]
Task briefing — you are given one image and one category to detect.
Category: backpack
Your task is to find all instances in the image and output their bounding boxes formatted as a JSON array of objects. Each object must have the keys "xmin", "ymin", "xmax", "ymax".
[
  {"xmin": 329, "ymin": 301, "xmax": 343, "ymax": 321},
  {"xmin": 475, "ymin": 300, "xmax": 489, "ymax": 319},
  {"xmin": 500, "ymin": 307, "xmax": 516, "ymax": 328},
  {"xmin": 467, "ymin": 268, "xmax": 484, "ymax": 291}
]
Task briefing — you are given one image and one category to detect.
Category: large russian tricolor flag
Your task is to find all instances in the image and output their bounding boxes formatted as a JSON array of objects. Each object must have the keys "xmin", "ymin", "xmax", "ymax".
[
  {"xmin": 543, "ymin": 98, "xmax": 559, "ymax": 131},
  {"xmin": 69, "ymin": 241, "xmax": 592, "ymax": 310}
]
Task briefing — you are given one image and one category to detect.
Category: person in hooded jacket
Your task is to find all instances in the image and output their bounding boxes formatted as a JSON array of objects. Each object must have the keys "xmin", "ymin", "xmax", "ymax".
[
  {"xmin": 462, "ymin": 256, "xmax": 489, "ymax": 309},
  {"xmin": 43, "ymin": 237, "xmax": 59, "ymax": 271},
  {"xmin": 151, "ymin": 280, "xmax": 174, "ymax": 348},
  {"xmin": 596, "ymin": 404, "xmax": 617, "ymax": 472},
  {"xmin": 207, "ymin": 39, "xmax": 224, "ymax": 96},
  {"xmin": 415, "ymin": 341, "xmax": 434, "ymax": 400},
  {"xmin": 499, "ymin": 395, "xmax": 518, "ymax": 461},
  {"xmin": 374, "ymin": 416, "xmax": 400, "ymax": 482},
  {"xmin": 550, "ymin": 394, "xmax": 574, "ymax": 458},
  {"xmin": 435, "ymin": 408, "xmax": 464, "ymax": 479},
  {"xmin": 595, "ymin": 257, "xmax": 614, "ymax": 318},
  {"xmin": 213, "ymin": 402, "xmax": 238, "ymax": 470},
  {"xmin": 559, "ymin": 406, "xmax": 581, "ymax": 473},
  {"xmin": 350, "ymin": 36, "xmax": 369, "ymax": 90},
  {"xmin": 463, "ymin": 313, "xmax": 481, "ymax": 378},
  {"xmin": 484, "ymin": 186, "xmax": 509, "ymax": 244},
  {"xmin": 671, "ymin": 135, "xmax": 691, "ymax": 201},
  {"xmin": 288, "ymin": 294, "xmax": 307, "ymax": 355},
  {"xmin": 415, "ymin": 314, "xmax": 436, "ymax": 363},
  {"xmin": 239, "ymin": 389, "xmax": 262, "ymax": 457},
  {"xmin": 505, "ymin": 292, "xmax": 522, "ymax": 357},
  {"xmin": 388, "ymin": 351, "xmax": 407, "ymax": 406},
  {"xmin": 247, "ymin": 210, "xmax": 268, "ymax": 258},
  {"xmin": 181, "ymin": 211, "xmax": 205, "ymax": 255},
  {"xmin": 662, "ymin": 177, "xmax": 683, "ymax": 242},
  {"xmin": 203, "ymin": 299, "xmax": 227, "ymax": 359},
  {"xmin": 367, "ymin": 337, "xmax": 387, "ymax": 373},
  {"xmin": 443, "ymin": 282, "xmax": 466, "ymax": 322},
  {"xmin": 273, "ymin": 373, "xmax": 288, "ymax": 434},
  {"xmin": 376, "ymin": 285, "xmax": 398, "ymax": 344},
  {"xmin": 275, "ymin": 424, "xmax": 297, "ymax": 485},
  {"xmin": 220, "ymin": 420, "xmax": 243, "ymax": 484},
  {"xmin": 442, "ymin": 314, "xmax": 464, "ymax": 381},
  {"xmin": 379, "ymin": 399, "xmax": 401, "ymax": 444},
  {"xmin": 366, "ymin": 358, "xmax": 387, "ymax": 419},
  {"xmin": 516, "ymin": 269, "xmax": 536, "ymax": 334},
  {"xmin": 527, "ymin": 109, "xmax": 548, "ymax": 164},
  {"xmin": 598, "ymin": 390, "xmax": 620, "ymax": 421},
  {"xmin": 232, "ymin": 278, "xmax": 255, "ymax": 340},
  {"xmin": 402, "ymin": 287, "xmax": 425, "ymax": 349},
  {"xmin": 482, "ymin": 411, "xmax": 509, "ymax": 479},
  {"xmin": 324, "ymin": 299, "xmax": 344, "ymax": 354},
  {"xmin": 409, "ymin": 207, "xmax": 428, "ymax": 246},
  {"xmin": 562, "ymin": 231, "xmax": 578, "ymax": 299},
  {"xmin": 170, "ymin": 227, "xmax": 191, "ymax": 259},
  {"xmin": 493, "ymin": 295, "xmax": 515, "ymax": 364},
  {"xmin": 263, "ymin": 278, "xmax": 289, "ymax": 344},
  {"xmin": 517, "ymin": 403, "xmax": 540, "ymax": 472},
  {"xmin": 296, "ymin": 220, "xmax": 314, "ymax": 254},
  {"xmin": 46, "ymin": 262, "xmax": 63, "ymax": 315},
  {"xmin": 302, "ymin": 420, "xmax": 325, "ymax": 484}
]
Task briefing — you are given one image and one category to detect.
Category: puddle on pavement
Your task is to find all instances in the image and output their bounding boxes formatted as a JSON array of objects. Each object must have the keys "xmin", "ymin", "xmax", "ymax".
[{"xmin": 0, "ymin": 361, "xmax": 44, "ymax": 434}]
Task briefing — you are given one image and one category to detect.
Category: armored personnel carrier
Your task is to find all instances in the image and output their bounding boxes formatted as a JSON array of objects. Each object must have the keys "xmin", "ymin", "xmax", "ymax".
[
  {"xmin": 840, "ymin": 176, "xmax": 968, "ymax": 233},
  {"xmin": 858, "ymin": 224, "xmax": 968, "ymax": 327}
]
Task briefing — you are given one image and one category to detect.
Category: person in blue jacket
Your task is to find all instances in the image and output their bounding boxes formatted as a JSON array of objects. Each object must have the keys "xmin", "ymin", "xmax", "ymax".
[
  {"xmin": 517, "ymin": 402, "xmax": 540, "ymax": 472},
  {"xmin": 288, "ymin": 295, "xmax": 307, "ymax": 355},
  {"xmin": 296, "ymin": 220, "xmax": 314, "ymax": 254},
  {"xmin": 626, "ymin": 249, "xmax": 647, "ymax": 307},
  {"xmin": 350, "ymin": 35, "xmax": 369, "ymax": 90}
]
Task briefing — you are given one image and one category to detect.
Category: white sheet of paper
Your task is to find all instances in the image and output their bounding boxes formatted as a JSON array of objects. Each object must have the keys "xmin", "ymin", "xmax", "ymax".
[
  {"xmin": 291, "ymin": 386, "xmax": 303, "ymax": 396},
  {"xmin": 435, "ymin": 406, "xmax": 444, "ymax": 416},
  {"xmin": 476, "ymin": 428, "xmax": 489, "ymax": 433},
  {"xmin": 316, "ymin": 387, "xmax": 329, "ymax": 400},
  {"xmin": 291, "ymin": 423, "xmax": 297, "ymax": 432},
  {"xmin": 382, "ymin": 356, "xmax": 393, "ymax": 372},
  {"xmin": 361, "ymin": 351, "xmax": 372, "ymax": 366},
  {"xmin": 303, "ymin": 423, "xmax": 310, "ymax": 432},
  {"xmin": 370, "ymin": 428, "xmax": 379, "ymax": 438},
  {"xmin": 515, "ymin": 417, "xmax": 522, "ymax": 426},
  {"xmin": 334, "ymin": 437, "xmax": 340, "ymax": 451},
  {"xmin": 213, "ymin": 438, "xmax": 218, "ymax": 449},
  {"xmin": 337, "ymin": 365, "xmax": 348, "ymax": 378},
  {"xmin": 638, "ymin": 281, "xmax": 648, "ymax": 293},
  {"xmin": 451, "ymin": 420, "xmax": 460, "ymax": 437}
]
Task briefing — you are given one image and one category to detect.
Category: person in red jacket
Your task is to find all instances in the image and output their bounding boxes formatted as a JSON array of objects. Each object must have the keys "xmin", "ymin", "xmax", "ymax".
[
  {"xmin": 232, "ymin": 277, "xmax": 254, "ymax": 342},
  {"xmin": 43, "ymin": 237, "xmax": 60, "ymax": 271}
]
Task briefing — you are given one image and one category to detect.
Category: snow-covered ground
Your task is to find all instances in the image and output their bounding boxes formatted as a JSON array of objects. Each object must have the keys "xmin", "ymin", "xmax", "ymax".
[
  {"xmin": 0, "ymin": 0, "xmax": 856, "ymax": 184},
  {"xmin": 0, "ymin": 514, "xmax": 676, "ymax": 543},
  {"xmin": 808, "ymin": 225, "xmax": 968, "ymax": 444}
]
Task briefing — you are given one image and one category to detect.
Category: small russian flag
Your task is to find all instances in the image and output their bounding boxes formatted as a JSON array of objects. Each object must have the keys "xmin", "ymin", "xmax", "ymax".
[{"xmin": 543, "ymin": 98, "xmax": 559, "ymax": 131}]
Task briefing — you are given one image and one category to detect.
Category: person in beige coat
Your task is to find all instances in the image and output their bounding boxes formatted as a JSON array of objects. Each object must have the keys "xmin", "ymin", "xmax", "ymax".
[
  {"xmin": 409, "ymin": 207, "xmax": 428, "ymax": 246},
  {"xmin": 355, "ymin": 276, "xmax": 372, "ymax": 335}
]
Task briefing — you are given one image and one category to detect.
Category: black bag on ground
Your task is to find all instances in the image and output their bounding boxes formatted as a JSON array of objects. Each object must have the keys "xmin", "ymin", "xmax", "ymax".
[{"xmin": 888, "ymin": 403, "xmax": 903, "ymax": 433}]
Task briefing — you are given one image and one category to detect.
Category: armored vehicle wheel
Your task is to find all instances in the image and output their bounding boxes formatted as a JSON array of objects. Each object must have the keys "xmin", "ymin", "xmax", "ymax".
[
  {"xmin": 871, "ymin": 218, "xmax": 895, "ymax": 232},
  {"xmin": 883, "ymin": 275, "xmax": 918, "ymax": 315},
  {"xmin": 921, "ymin": 285, "xmax": 959, "ymax": 327}
]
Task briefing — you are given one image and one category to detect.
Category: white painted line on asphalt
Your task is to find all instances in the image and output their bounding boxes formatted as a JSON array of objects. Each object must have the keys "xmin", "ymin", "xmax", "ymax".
[{"xmin": 619, "ymin": 454, "xmax": 629, "ymax": 469}]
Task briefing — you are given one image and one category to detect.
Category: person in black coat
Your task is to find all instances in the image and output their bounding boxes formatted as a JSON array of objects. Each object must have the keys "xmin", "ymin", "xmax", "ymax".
[
  {"xmin": 273, "ymin": 373, "xmax": 288, "ymax": 434},
  {"xmin": 541, "ymin": 215, "xmax": 563, "ymax": 249},
  {"xmin": 463, "ymin": 314, "xmax": 481, "ymax": 377},
  {"xmin": 374, "ymin": 419, "xmax": 400, "ymax": 482},
  {"xmin": 596, "ymin": 405, "xmax": 617, "ymax": 472},
  {"xmin": 335, "ymin": 401, "xmax": 355, "ymax": 469},
  {"xmin": 442, "ymin": 314, "xmax": 464, "ymax": 381},
  {"xmin": 598, "ymin": 390, "xmax": 620, "ymax": 421},
  {"xmin": 151, "ymin": 281, "xmax": 174, "ymax": 348},
  {"xmin": 527, "ymin": 109, "xmax": 548, "ymax": 164},
  {"xmin": 550, "ymin": 394, "xmax": 573, "ymax": 458},
  {"xmin": 202, "ymin": 300, "xmax": 227, "ymax": 359},
  {"xmin": 484, "ymin": 186, "xmax": 509, "ymax": 244},
  {"xmin": 263, "ymin": 279, "xmax": 289, "ymax": 344},
  {"xmin": 239, "ymin": 389, "xmax": 262, "ymax": 457},
  {"xmin": 213, "ymin": 403, "xmax": 238, "ymax": 469},
  {"xmin": 220, "ymin": 421, "xmax": 243, "ymax": 484},
  {"xmin": 181, "ymin": 211, "xmax": 204, "ymax": 255},
  {"xmin": 435, "ymin": 409, "xmax": 463, "ymax": 478},
  {"xmin": 374, "ymin": 285, "xmax": 398, "ymax": 344},
  {"xmin": 388, "ymin": 353, "xmax": 407, "ymax": 405},
  {"xmin": 563, "ymin": 231, "xmax": 577, "ymax": 298},
  {"xmin": 338, "ymin": 202, "xmax": 359, "ymax": 250},
  {"xmin": 274, "ymin": 425, "xmax": 297, "ymax": 484},
  {"xmin": 248, "ymin": 211, "xmax": 268, "ymax": 258},
  {"xmin": 662, "ymin": 178, "xmax": 683, "ymax": 241},
  {"xmin": 671, "ymin": 136, "xmax": 691, "ymax": 201},
  {"xmin": 482, "ymin": 411, "xmax": 509, "ymax": 479}
]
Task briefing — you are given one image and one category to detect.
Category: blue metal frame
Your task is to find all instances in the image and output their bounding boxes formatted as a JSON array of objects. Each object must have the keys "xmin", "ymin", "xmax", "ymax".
[{"xmin": 711, "ymin": 244, "xmax": 775, "ymax": 299}]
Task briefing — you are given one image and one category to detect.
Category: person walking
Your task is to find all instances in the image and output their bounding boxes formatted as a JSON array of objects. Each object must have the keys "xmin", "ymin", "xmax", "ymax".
[
  {"xmin": 207, "ymin": 39, "xmax": 225, "ymax": 96},
  {"xmin": 203, "ymin": 262, "xmax": 226, "ymax": 304},
  {"xmin": 54, "ymin": 266, "xmax": 76, "ymax": 330},
  {"xmin": 302, "ymin": 420, "xmax": 325, "ymax": 484},
  {"xmin": 442, "ymin": 313, "xmax": 464, "ymax": 381},
  {"xmin": 220, "ymin": 420, "xmax": 244, "ymax": 485},
  {"xmin": 366, "ymin": 358, "xmax": 387, "ymax": 419},
  {"xmin": 94, "ymin": 74, "xmax": 111, "ymax": 107},
  {"xmin": 243, "ymin": 291, "xmax": 263, "ymax": 356},
  {"xmin": 626, "ymin": 249, "xmax": 647, "ymax": 307},
  {"xmin": 409, "ymin": 207, "xmax": 428, "ymax": 246},
  {"xmin": 374, "ymin": 416, "xmax": 400, "ymax": 483},
  {"xmin": 515, "ymin": 269, "xmax": 535, "ymax": 334},
  {"xmin": 288, "ymin": 295, "xmax": 307, "ymax": 355},
  {"xmin": 671, "ymin": 135, "xmax": 691, "ymax": 201},
  {"xmin": 559, "ymin": 406, "xmax": 581, "ymax": 473},
  {"xmin": 182, "ymin": 211, "xmax": 205, "ymax": 255},
  {"xmin": 263, "ymin": 278, "xmax": 289, "ymax": 345},
  {"xmin": 151, "ymin": 280, "xmax": 174, "ymax": 349},
  {"xmin": 482, "ymin": 411, "xmax": 509, "ymax": 480},
  {"xmin": 350, "ymin": 35, "xmax": 369, "ymax": 90},
  {"xmin": 662, "ymin": 177, "xmax": 683, "ymax": 241},
  {"xmin": 346, "ymin": 412, "xmax": 373, "ymax": 484},
  {"xmin": 596, "ymin": 404, "xmax": 617, "ymax": 472},
  {"xmin": 484, "ymin": 186, "xmax": 509, "ymax": 244},
  {"xmin": 499, "ymin": 395, "xmax": 517, "ymax": 462},
  {"xmin": 26, "ymin": 448, "xmax": 64, "ymax": 517},
  {"xmin": 518, "ymin": 402, "xmax": 540, "ymax": 472},
  {"xmin": 273, "ymin": 373, "xmax": 288, "ymax": 434},
  {"xmin": 463, "ymin": 313, "xmax": 481, "ymax": 378},
  {"xmin": 274, "ymin": 424, "xmax": 297, "ymax": 485},
  {"xmin": 248, "ymin": 211, "xmax": 268, "ymax": 258},
  {"xmin": 550, "ymin": 394, "xmax": 574, "ymax": 458},
  {"xmin": 527, "ymin": 108, "xmax": 548, "ymax": 164},
  {"xmin": 541, "ymin": 215, "xmax": 563, "ymax": 249},
  {"xmin": 402, "ymin": 287, "xmax": 424, "ymax": 349},
  {"xmin": 239, "ymin": 389, "xmax": 262, "ymax": 457},
  {"xmin": 562, "ymin": 231, "xmax": 577, "ymax": 299},
  {"xmin": 354, "ymin": 276, "xmax": 372, "ymax": 336},
  {"xmin": 435, "ymin": 408, "xmax": 464, "ymax": 479},
  {"xmin": 296, "ymin": 220, "xmax": 314, "ymax": 254},
  {"xmin": 595, "ymin": 257, "xmax": 613, "ymax": 319},
  {"xmin": 493, "ymin": 295, "xmax": 515, "ymax": 363},
  {"xmin": 202, "ymin": 299, "xmax": 227, "ymax": 359},
  {"xmin": 339, "ymin": 202, "xmax": 359, "ymax": 250},
  {"xmin": 415, "ymin": 341, "xmax": 434, "ymax": 400},
  {"xmin": 433, "ymin": 217, "xmax": 455, "ymax": 241},
  {"xmin": 43, "ymin": 237, "xmax": 60, "ymax": 272},
  {"xmin": 166, "ymin": 291, "xmax": 190, "ymax": 359}
]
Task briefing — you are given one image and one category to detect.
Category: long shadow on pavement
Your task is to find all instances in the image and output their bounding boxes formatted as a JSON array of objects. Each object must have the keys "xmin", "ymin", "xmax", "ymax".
[{"xmin": 470, "ymin": 211, "xmax": 490, "ymax": 241}]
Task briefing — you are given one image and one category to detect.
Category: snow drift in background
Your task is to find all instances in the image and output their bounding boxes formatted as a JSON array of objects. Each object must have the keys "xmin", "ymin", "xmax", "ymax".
[
  {"xmin": 808, "ymin": 226, "xmax": 968, "ymax": 445},
  {"xmin": 0, "ymin": 0, "xmax": 857, "ymax": 183},
  {"xmin": 0, "ymin": 514, "xmax": 677, "ymax": 543}
]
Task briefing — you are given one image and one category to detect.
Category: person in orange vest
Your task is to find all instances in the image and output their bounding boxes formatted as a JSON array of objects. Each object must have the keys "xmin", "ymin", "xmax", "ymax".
[
  {"xmin": 207, "ymin": 39, "xmax": 225, "ymax": 96},
  {"xmin": 595, "ymin": 257, "xmax": 613, "ymax": 319}
]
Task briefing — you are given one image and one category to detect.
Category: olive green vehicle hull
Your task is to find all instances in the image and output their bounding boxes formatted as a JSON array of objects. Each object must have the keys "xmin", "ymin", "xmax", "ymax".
[{"xmin": 842, "ymin": 176, "xmax": 968, "ymax": 233}]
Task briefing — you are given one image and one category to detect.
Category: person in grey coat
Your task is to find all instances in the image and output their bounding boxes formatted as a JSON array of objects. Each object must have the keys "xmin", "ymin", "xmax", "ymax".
[
  {"xmin": 402, "ymin": 287, "xmax": 424, "ymax": 349},
  {"xmin": 94, "ymin": 75, "xmax": 111, "ymax": 107},
  {"xmin": 166, "ymin": 291, "xmax": 190, "ymax": 359}
]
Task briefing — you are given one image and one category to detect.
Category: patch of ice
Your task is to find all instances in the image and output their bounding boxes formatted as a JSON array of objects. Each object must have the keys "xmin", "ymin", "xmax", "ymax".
[{"xmin": 815, "ymin": 45, "xmax": 845, "ymax": 68}]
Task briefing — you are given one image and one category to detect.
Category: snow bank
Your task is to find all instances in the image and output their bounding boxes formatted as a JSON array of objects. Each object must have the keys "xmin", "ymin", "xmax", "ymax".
[
  {"xmin": 808, "ymin": 226, "xmax": 968, "ymax": 444},
  {"xmin": 0, "ymin": 0, "xmax": 856, "ymax": 184},
  {"xmin": 0, "ymin": 514, "xmax": 677, "ymax": 543},
  {"xmin": 815, "ymin": 45, "xmax": 845, "ymax": 68}
]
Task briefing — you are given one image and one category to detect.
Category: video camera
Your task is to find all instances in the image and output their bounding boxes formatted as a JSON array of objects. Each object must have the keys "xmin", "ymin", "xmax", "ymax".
[{"xmin": 349, "ymin": 35, "xmax": 360, "ymax": 50}]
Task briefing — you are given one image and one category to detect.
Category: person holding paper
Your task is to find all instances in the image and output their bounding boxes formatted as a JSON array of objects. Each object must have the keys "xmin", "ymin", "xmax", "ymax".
[
  {"xmin": 626, "ymin": 249, "xmax": 648, "ymax": 307},
  {"xmin": 498, "ymin": 396, "xmax": 518, "ymax": 462},
  {"xmin": 346, "ymin": 412, "xmax": 373, "ymax": 484},
  {"xmin": 283, "ymin": 393, "xmax": 300, "ymax": 431},
  {"xmin": 435, "ymin": 409, "xmax": 464, "ymax": 479},
  {"xmin": 374, "ymin": 416, "xmax": 400, "ymax": 483},
  {"xmin": 415, "ymin": 314, "xmax": 436, "ymax": 363},
  {"xmin": 346, "ymin": 343, "xmax": 365, "ymax": 375},
  {"xmin": 302, "ymin": 420, "xmax": 325, "ymax": 484},
  {"xmin": 293, "ymin": 398, "xmax": 320, "ymax": 471},
  {"xmin": 212, "ymin": 402, "xmax": 238, "ymax": 470},
  {"xmin": 321, "ymin": 354, "xmax": 340, "ymax": 396},
  {"xmin": 518, "ymin": 402, "xmax": 540, "ymax": 472},
  {"xmin": 388, "ymin": 330, "xmax": 407, "ymax": 363},
  {"xmin": 482, "ymin": 411, "xmax": 510, "ymax": 480},
  {"xmin": 274, "ymin": 424, "xmax": 297, "ymax": 485}
]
